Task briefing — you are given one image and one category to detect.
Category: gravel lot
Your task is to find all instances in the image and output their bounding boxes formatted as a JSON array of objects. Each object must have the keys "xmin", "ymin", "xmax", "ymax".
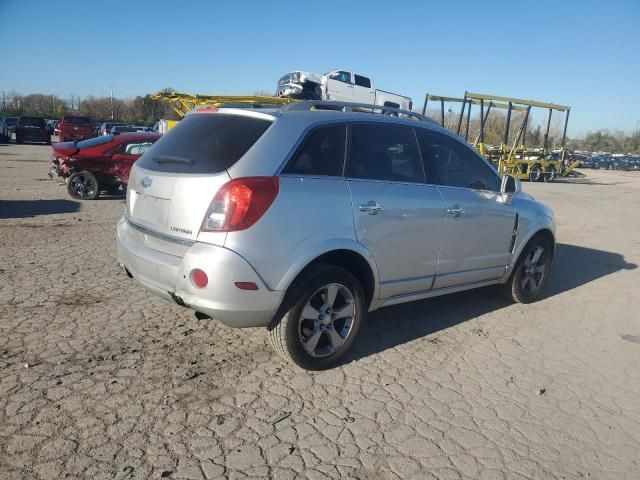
[{"xmin": 1, "ymin": 140, "xmax": 639, "ymax": 480}]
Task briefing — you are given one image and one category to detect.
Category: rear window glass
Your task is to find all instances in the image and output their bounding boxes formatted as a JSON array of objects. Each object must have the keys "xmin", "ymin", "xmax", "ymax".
[
  {"xmin": 354, "ymin": 75, "xmax": 371, "ymax": 88},
  {"xmin": 76, "ymin": 135, "xmax": 114, "ymax": 149},
  {"xmin": 7, "ymin": 117, "xmax": 18, "ymax": 125},
  {"xmin": 19, "ymin": 117, "xmax": 46, "ymax": 127},
  {"xmin": 63, "ymin": 116, "xmax": 92, "ymax": 125},
  {"xmin": 112, "ymin": 126, "xmax": 138, "ymax": 133},
  {"xmin": 137, "ymin": 114, "xmax": 272, "ymax": 174}
]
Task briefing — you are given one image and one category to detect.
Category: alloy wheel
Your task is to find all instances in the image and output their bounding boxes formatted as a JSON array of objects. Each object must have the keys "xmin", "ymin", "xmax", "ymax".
[
  {"xmin": 298, "ymin": 283, "xmax": 356, "ymax": 358},
  {"xmin": 521, "ymin": 246, "xmax": 547, "ymax": 295},
  {"xmin": 70, "ymin": 174, "xmax": 97, "ymax": 199}
]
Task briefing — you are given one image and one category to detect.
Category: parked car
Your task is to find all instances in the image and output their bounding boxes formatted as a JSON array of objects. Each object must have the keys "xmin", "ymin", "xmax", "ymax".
[
  {"xmin": 15, "ymin": 116, "xmax": 51, "ymax": 144},
  {"xmin": 116, "ymin": 101, "xmax": 556, "ymax": 370},
  {"xmin": 276, "ymin": 69, "xmax": 413, "ymax": 112},
  {"xmin": 46, "ymin": 119, "xmax": 58, "ymax": 135},
  {"xmin": 99, "ymin": 122, "xmax": 126, "ymax": 136},
  {"xmin": 5, "ymin": 116, "xmax": 19, "ymax": 135},
  {"xmin": 58, "ymin": 115, "xmax": 94, "ymax": 142},
  {"xmin": 50, "ymin": 132, "xmax": 160, "ymax": 200},
  {"xmin": 152, "ymin": 119, "xmax": 179, "ymax": 134},
  {"xmin": 111, "ymin": 125, "xmax": 149, "ymax": 135},
  {"xmin": 0, "ymin": 117, "xmax": 10, "ymax": 142}
]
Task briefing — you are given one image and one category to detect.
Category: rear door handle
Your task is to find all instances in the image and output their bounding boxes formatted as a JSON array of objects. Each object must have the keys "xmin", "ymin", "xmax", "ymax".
[
  {"xmin": 359, "ymin": 201, "xmax": 383, "ymax": 215},
  {"xmin": 447, "ymin": 207, "xmax": 465, "ymax": 217}
]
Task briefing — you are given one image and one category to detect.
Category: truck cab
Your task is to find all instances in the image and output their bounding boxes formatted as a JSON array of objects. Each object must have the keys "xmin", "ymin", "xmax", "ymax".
[{"xmin": 325, "ymin": 70, "xmax": 375, "ymax": 104}]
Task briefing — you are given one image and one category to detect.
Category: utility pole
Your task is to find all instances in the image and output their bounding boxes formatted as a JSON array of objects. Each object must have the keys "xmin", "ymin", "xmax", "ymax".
[{"xmin": 110, "ymin": 86, "xmax": 114, "ymax": 120}]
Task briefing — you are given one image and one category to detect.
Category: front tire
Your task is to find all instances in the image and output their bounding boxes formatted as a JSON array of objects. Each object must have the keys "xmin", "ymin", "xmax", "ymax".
[
  {"xmin": 268, "ymin": 264, "xmax": 365, "ymax": 370},
  {"xmin": 67, "ymin": 171, "xmax": 100, "ymax": 200},
  {"xmin": 529, "ymin": 164, "xmax": 543, "ymax": 182},
  {"xmin": 502, "ymin": 235, "xmax": 552, "ymax": 303}
]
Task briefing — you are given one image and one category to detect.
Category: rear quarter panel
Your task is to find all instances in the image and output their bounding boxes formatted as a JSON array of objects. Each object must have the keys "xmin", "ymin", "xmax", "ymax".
[{"xmin": 223, "ymin": 176, "xmax": 360, "ymax": 292}]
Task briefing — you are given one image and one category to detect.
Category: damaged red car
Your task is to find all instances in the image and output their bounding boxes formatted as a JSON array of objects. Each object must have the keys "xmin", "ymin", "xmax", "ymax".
[{"xmin": 50, "ymin": 132, "xmax": 161, "ymax": 200}]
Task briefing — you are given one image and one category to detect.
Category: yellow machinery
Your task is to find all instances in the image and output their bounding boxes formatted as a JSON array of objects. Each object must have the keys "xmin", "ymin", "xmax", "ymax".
[
  {"xmin": 151, "ymin": 90, "xmax": 297, "ymax": 118},
  {"xmin": 422, "ymin": 94, "xmax": 527, "ymax": 158},
  {"xmin": 422, "ymin": 92, "xmax": 581, "ymax": 181}
]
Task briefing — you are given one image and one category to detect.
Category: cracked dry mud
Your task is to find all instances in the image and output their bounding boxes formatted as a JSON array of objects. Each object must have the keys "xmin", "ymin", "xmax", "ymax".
[{"xmin": 1, "ymin": 142, "xmax": 639, "ymax": 479}]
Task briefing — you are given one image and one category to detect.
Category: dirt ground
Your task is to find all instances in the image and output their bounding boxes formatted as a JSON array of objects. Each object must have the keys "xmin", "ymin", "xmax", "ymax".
[{"xmin": 1, "ymin": 139, "xmax": 639, "ymax": 480}]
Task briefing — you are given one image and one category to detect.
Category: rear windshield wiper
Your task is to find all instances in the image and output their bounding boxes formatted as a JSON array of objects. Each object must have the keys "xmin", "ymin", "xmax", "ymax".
[{"xmin": 153, "ymin": 155, "xmax": 194, "ymax": 165}]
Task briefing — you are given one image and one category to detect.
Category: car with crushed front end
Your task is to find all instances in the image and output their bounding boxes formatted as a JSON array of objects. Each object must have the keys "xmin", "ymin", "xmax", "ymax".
[
  {"xmin": 50, "ymin": 132, "xmax": 160, "ymax": 200},
  {"xmin": 117, "ymin": 101, "xmax": 556, "ymax": 370}
]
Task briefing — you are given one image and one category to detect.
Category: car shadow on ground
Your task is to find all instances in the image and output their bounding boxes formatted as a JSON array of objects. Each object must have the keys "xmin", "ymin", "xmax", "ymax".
[
  {"xmin": 346, "ymin": 243, "xmax": 637, "ymax": 364},
  {"xmin": 0, "ymin": 199, "xmax": 81, "ymax": 219}
]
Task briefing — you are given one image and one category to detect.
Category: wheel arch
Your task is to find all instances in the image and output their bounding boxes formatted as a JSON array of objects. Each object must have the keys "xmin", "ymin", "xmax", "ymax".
[
  {"xmin": 534, "ymin": 227, "xmax": 556, "ymax": 260},
  {"xmin": 506, "ymin": 226, "xmax": 556, "ymax": 280},
  {"xmin": 276, "ymin": 245, "xmax": 380, "ymax": 311}
]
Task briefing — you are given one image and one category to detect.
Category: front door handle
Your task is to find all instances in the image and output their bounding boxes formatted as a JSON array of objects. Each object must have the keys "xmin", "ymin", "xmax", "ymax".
[
  {"xmin": 447, "ymin": 207, "xmax": 465, "ymax": 217},
  {"xmin": 359, "ymin": 201, "xmax": 383, "ymax": 215}
]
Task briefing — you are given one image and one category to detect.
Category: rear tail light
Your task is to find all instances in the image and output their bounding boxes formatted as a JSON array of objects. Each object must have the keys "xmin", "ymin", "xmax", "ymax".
[{"xmin": 201, "ymin": 177, "xmax": 279, "ymax": 232}]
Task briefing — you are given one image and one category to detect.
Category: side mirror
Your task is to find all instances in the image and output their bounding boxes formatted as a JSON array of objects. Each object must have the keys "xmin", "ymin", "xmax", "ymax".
[{"xmin": 500, "ymin": 175, "xmax": 520, "ymax": 205}]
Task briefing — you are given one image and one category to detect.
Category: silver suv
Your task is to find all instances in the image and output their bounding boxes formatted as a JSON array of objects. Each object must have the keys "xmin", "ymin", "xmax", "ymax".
[{"xmin": 117, "ymin": 102, "xmax": 555, "ymax": 370}]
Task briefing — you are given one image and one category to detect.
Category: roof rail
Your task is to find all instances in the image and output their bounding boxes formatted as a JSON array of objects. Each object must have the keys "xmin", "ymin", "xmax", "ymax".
[{"xmin": 282, "ymin": 100, "xmax": 433, "ymax": 123}]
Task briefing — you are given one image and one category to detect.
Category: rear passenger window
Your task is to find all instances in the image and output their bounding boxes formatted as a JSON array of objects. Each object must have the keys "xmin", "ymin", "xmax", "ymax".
[
  {"xmin": 354, "ymin": 75, "xmax": 372, "ymax": 88},
  {"xmin": 416, "ymin": 130, "xmax": 500, "ymax": 191},
  {"xmin": 284, "ymin": 124, "xmax": 346, "ymax": 177},
  {"xmin": 348, "ymin": 124, "xmax": 425, "ymax": 183}
]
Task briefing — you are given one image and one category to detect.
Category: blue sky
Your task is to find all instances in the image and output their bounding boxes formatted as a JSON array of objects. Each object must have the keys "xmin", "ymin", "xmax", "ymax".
[{"xmin": 0, "ymin": 0, "xmax": 638, "ymax": 136}]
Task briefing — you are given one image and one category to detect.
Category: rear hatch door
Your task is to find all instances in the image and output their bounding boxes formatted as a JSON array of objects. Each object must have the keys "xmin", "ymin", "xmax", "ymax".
[{"xmin": 126, "ymin": 112, "xmax": 274, "ymax": 246}]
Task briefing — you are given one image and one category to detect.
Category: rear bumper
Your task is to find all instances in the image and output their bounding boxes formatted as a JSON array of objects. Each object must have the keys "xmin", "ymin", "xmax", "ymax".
[
  {"xmin": 116, "ymin": 217, "xmax": 284, "ymax": 328},
  {"xmin": 17, "ymin": 131, "xmax": 50, "ymax": 142},
  {"xmin": 60, "ymin": 131, "xmax": 92, "ymax": 140}
]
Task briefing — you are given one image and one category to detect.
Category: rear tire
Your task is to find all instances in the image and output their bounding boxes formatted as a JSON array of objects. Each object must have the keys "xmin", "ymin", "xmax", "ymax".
[
  {"xmin": 544, "ymin": 165, "xmax": 556, "ymax": 182},
  {"xmin": 502, "ymin": 235, "xmax": 553, "ymax": 303},
  {"xmin": 67, "ymin": 171, "xmax": 100, "ymax": 200},
  {"xmin": 268, "ymin": 264, "xmax": 365, "ymax": 370}
]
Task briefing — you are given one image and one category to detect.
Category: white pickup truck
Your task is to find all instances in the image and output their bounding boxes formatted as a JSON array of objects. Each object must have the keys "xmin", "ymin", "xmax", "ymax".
[{"xmin": 276, "ymin": 70, "xmax": 413, "ymax": 112}]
